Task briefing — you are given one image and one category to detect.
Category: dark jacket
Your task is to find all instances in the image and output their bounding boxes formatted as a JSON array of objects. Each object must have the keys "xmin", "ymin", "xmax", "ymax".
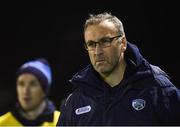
[{"xmin": 57, "ymin": 42, "xmax": 180, "ymax": 126}]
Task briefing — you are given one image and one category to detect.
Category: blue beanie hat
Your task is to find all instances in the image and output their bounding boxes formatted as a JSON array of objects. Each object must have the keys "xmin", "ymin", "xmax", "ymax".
[{"xmin": 17, "ymin": 58, "xmax": 52, "ymax": 94}]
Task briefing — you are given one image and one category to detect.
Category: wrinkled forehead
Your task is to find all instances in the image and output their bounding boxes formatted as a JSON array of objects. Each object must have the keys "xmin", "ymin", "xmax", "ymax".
[{"xmin": 84, "ymin": 20, "xmax": 118, "ymax": 42}]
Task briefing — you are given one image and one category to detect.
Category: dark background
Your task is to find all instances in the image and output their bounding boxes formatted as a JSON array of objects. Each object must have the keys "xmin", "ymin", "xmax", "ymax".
[{"xmin": 0, "ymin": 1, "xmax": 179, "ymax": 115}]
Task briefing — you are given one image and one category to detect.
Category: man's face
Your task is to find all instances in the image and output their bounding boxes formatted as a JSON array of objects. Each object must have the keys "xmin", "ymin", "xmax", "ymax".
[
  {"xmin": 84, "ymin": 20, "xmax": 123, "ymax": 75},
  {"xmin": 17, "ymin": 73, "xmax": 45, "ymax": 111}
]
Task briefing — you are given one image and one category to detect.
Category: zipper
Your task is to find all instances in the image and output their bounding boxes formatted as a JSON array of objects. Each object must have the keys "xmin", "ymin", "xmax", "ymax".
[{"xmin": 102, "ymin": 84, "xmax": 132, "ymax": 123}]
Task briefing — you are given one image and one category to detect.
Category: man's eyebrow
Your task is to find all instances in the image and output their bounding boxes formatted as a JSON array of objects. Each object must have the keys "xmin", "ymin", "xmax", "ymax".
[
  {"xmin": 86, "ymin": 40, "xmax": 96, "ymax": 44},
  {"xmin": 86, "ymin": 36, "xmax": 111, "ymax": 43}
]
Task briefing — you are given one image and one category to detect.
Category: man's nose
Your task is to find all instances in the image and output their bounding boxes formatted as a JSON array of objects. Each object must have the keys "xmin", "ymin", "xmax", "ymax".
[
  {"xmin": 22, "ymin": 84, "xmax": 30, "ymax": 95},
  {"xmin": 94, "ymin": 43, "xmax": 103, "ymax": 55}
]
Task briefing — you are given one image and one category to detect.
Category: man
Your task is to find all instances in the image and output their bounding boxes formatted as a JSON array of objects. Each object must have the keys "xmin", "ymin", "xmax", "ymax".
[
  {"xmin": 0, "ymin": 58, "xmax": 60, "ymax": 126},
  {"xmin": 57, "ymin": 12, "xmax": 180, "ymax": 125}
]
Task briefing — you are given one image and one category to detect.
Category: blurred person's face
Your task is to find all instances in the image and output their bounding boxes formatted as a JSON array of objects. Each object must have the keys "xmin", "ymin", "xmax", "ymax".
[
  {"xmin": 84, "ymin": 20, "xmax": 124, "ymax": 75},
  {"xmin": 17, "ymin": 73, "xmax": 45, "ymax": 111}
]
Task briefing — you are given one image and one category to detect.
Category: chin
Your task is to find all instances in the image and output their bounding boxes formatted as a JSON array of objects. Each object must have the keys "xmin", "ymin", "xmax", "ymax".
[
  {"xmin": 96, "ymin": 67, "xmax": 111, "ymax": 74},
  {"xmin": 21, "ymin": 103, "xmax": 32, "ymax": 111},
  {"xmin": 22, "ymin": 107, "xmax": 31, "ymax": 111},
  {"xmin": 24, "ymin": 106, "xmax": 36, "ymax": 112}
]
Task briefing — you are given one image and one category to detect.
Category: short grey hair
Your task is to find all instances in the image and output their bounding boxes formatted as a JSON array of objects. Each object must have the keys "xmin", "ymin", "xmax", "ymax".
[{"xmin": 84, "ymin": 12, "xmax": 124, "ymax": 35}]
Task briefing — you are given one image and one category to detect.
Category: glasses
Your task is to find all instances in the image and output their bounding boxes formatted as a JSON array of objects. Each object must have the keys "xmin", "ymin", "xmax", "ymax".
[{"xmin": 84, "ymin": 35, "xmax": 122, "ymax": 51}]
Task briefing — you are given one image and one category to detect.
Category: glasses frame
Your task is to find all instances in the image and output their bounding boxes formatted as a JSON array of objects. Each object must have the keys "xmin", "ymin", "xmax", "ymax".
[{"xmin": 84, "ymin": 35, "xmax": 122, "ymax": 51}]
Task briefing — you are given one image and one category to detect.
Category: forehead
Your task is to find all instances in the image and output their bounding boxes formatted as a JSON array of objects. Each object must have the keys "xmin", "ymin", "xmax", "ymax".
[
  {"xmin": 85, "ymin": 20, "xmax": 118, "ymax": 41},
  {"xmin": 17, "ymin": 73, "xmax": 38, "ymax": 81}
]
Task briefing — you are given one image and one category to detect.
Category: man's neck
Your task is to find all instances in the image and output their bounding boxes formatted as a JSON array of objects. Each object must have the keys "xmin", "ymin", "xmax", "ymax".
[{"xmin": 20, "ymin": 100, "xmax": 47, "ymax": 120}]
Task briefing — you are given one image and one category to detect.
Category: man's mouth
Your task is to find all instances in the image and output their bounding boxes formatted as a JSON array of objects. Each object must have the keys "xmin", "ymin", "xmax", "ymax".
[
  {"xmin": 23, "ymin": 97, "xmax": 31, "ymax": 102},
  {"xmin": 95, "ymin": 59, "xmax": 106, "ymax": 64}
]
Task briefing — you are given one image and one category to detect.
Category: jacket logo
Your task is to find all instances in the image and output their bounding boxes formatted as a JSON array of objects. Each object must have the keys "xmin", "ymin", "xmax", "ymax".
[
  {"xmin": 75, "ymin": 105, "xmax": 91, "ymax": 115},
  {"xmin": 132, "ymin": 99, "xmax": 146, "ymax": 111}
]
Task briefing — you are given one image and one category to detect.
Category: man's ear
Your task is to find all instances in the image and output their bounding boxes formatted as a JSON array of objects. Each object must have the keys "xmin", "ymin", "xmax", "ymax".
[
  {"xmin": 122, "ymin": 46, "xmax": 126, "ymax": 52},
  {"xmin": 121, "ymin": 36, "xmax": 127, "ymax": 52}
]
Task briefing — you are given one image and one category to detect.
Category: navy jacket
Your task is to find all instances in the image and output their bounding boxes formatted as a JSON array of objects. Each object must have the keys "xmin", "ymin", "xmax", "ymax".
[{"xmin": 57, "ymin": 42, "xmax": 180, "ymax": 126}]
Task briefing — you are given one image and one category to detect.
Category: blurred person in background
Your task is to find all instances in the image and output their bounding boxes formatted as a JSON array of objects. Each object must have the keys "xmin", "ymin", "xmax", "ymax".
[{"xmin": 0, "ymin": 58, "xmax": 60, "ymax": 126}]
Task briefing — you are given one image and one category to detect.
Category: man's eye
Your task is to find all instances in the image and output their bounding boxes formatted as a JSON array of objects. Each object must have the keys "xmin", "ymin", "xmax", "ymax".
[
  {"xmin": 30, "ymin": 80, "xmax": 38, "ymax": 87},
  {"xmin": 87, "ymin": 42, "xmax": 95, "ymax": 47},
  {"xmin": 100, "ymin": 38, "xmax": 111, "ymax": 43},
  {"xmin": 17, "ymin": 81, "xmax": 25, "ymax": 87}
]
